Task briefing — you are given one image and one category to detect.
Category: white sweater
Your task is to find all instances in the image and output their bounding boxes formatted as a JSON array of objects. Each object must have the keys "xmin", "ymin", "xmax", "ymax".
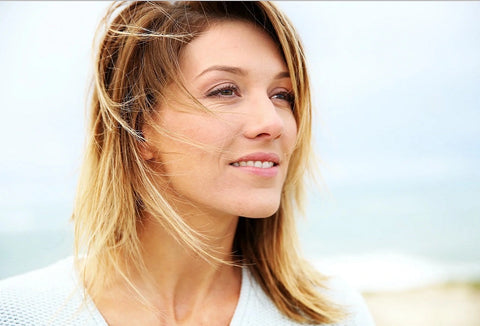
[{"xmin": 0, "ymin": 257, "xmax": 375, "ymax": 325}]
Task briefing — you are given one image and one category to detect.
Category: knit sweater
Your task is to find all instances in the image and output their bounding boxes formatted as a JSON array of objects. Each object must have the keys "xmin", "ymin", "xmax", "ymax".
[{"xmin": 0, "ymin": 257, "xmax": 375, "ymax": 325}]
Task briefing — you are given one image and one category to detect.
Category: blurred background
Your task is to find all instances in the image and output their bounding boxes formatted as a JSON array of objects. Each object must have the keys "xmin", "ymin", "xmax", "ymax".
[{"xmin": 1, "ymin": 2, "xmax": 479, "ymax": 325}]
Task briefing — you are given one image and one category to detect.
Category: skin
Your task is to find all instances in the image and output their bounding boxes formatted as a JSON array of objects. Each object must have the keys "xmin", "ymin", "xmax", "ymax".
[{"xmin": 96, "ymin": 20, "xmax": 297, "ymax": 326}]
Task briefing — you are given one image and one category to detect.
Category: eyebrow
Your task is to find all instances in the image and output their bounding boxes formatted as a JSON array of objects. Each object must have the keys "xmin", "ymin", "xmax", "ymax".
[{"xmin": 195, "ymin": 65, "xmax": 290, "ymax": 80}]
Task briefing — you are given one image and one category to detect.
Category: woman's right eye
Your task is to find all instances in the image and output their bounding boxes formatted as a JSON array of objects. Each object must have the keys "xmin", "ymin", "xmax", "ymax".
[{"xmin": 206, "ymin": 84, "xmax": 240, "ymax": 98}]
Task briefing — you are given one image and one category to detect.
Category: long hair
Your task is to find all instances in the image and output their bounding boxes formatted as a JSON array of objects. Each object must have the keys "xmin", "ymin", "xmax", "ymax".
[{"xmin": 73, "ymin": 1, "xmax": 344, "ymax": 323}]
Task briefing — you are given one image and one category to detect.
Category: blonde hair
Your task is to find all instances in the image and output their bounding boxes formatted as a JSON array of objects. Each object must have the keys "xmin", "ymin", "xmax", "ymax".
[{"xmin": 73, "ymin": 1, "xmax": 344, "ymax": 324}]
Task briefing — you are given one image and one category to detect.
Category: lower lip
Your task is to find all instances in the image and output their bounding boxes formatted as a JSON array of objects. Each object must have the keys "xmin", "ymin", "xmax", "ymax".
[{"xmin": 231, "ymin": 165, "xmax": 279, "ymax": 177}]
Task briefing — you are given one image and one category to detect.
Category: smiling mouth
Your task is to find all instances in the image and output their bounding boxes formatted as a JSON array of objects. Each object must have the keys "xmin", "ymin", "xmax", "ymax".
[{"xmin": 230, "ymin": 161, "xmax": 278, "ymax": 168}]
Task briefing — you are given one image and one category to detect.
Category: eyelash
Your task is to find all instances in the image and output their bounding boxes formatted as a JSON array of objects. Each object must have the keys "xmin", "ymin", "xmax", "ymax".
[
  {"xmin": 206, "ymin": 84, "xmax": 295, "ymax": 109},
  {"xmin": 271, "ymin": 91, "xmax": 295, "ymax": 105},
  {"xmin": 206, "ymin": 84, "xmax": 239, "ymax": 98}
]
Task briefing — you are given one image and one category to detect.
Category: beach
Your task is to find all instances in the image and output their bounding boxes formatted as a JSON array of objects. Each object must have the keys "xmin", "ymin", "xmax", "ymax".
[{"xmin": 363, "ymin": 282, "xmax": 480, "ymax": 326}]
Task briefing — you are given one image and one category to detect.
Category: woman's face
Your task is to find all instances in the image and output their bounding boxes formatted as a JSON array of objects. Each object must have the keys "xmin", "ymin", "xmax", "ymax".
[{"xmin": 144, "ymin": 20, "xmax": 297, "ymax": 219}]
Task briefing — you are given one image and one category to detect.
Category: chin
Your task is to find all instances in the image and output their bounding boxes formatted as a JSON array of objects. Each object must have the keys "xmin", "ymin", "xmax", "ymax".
[{"xmin": 238, "ymin": 204, "xmax": 280, "ymax": 219}]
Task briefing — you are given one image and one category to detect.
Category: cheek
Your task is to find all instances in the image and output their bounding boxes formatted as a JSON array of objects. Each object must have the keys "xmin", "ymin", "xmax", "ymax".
[
  {"xmin": 284, "ymin": 113, "xmax": 298, "ymax": 151},
  {"xmin": 179, "ymin": 119, "xmax": 234, "ymax": 152},
  {"xmin": 154, "ymin": 111, "xmax": 235, "ymax": 163}
]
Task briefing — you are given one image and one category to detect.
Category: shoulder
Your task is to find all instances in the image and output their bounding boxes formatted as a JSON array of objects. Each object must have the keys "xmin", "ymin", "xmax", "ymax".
[
  {"xmin": 0, "ymin": 257, "xmax": 105, "ymax": 325},
  {"xmin": 233, "ymin": 268, "xmax": 375, "ymax": 326},
  {"xmin": 322, "ymin": 276, "xmax": 376, "ymax": 326},
  {"xmin": 231, "ymin": 268, "xmax": 300, "ymax": 326}
]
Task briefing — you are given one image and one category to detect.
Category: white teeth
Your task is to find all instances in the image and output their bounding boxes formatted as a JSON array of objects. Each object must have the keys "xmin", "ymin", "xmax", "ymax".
[
  {"xmin": 232, "ymin": 161, "xmax": 275, "ymax": 168},
  {"xmin": 262, "ymin": 161, "xmax": 273, "ymax": 168}
]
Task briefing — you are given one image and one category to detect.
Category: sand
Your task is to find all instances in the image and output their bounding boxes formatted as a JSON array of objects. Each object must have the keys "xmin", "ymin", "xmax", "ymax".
[{"xmin": 363, "ymin": 283, "xmax": 480, "ymax": 326}]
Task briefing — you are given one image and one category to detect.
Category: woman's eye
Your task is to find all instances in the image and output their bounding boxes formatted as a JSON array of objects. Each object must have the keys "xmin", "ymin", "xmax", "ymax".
[
  {"xmin": 271, "ymin": 91, "xmax": 295, "ymax": 107},
  {"xmin": 206, "ymin": 84, "xmax": 239, "ymax": 98}
]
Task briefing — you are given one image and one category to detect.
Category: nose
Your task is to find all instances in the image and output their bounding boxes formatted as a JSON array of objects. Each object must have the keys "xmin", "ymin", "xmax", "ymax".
[{"xmin": 243, "ymin": 93, "xmax": 285, "ymax": 140}]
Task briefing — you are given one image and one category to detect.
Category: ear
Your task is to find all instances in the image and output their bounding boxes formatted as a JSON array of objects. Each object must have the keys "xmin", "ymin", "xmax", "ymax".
[{"xmin": 138, "ymin": 126, "xmax": 155, "ymax": 161}]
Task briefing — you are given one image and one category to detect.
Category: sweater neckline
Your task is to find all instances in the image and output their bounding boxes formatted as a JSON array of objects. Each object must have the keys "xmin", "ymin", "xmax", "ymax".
[{"xmin": 74, "ymin": 262, "xmax": 251, "ymax": 326}]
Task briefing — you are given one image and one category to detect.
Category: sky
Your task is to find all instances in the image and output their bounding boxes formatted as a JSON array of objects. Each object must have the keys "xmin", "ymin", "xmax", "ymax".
[
  {"xmin": 277, "ymin": 2, "xmax": 480, "ymax": 185},
  {"xmin": 0, "ymin": 2, "xmax": 479, "ymax": 267}
]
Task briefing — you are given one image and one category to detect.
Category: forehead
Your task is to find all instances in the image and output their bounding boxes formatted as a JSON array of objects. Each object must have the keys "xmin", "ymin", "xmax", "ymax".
[{"xmin": 179, "ymin": 20, "xmax": 287, "ymax": 80}]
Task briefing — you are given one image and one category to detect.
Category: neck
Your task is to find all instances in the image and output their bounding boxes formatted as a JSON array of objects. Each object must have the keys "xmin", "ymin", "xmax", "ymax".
[
  {"xmin": 96, "ymin": 209, "xmax": 242, "ymax": 325},
  {"xmin": 139, "ymin": 210, "xmax": 240, "ymax": 291}
]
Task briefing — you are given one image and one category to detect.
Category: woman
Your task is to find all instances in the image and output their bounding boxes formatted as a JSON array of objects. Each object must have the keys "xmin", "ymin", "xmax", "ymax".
[{"xmin": 0, "ymin": 2, "xmax": 374, "ymax": 325}]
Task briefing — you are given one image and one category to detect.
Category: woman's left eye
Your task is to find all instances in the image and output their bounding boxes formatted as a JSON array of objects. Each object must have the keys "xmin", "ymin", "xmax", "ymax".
[{"xmin": 271, "ymin": 91, "xmax": 295, "ymax": 106}]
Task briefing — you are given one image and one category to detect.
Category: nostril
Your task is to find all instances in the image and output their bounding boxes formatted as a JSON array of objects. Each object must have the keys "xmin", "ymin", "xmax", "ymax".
[{"xmin": 257, "ymin": 132, "xmax": 272, "ymax": 138}]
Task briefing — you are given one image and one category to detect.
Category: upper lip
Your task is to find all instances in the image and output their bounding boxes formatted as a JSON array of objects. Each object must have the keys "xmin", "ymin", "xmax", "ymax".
[{"xmin": 229, "ymin": 152, "xmax": 280, "ymax": 165}]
